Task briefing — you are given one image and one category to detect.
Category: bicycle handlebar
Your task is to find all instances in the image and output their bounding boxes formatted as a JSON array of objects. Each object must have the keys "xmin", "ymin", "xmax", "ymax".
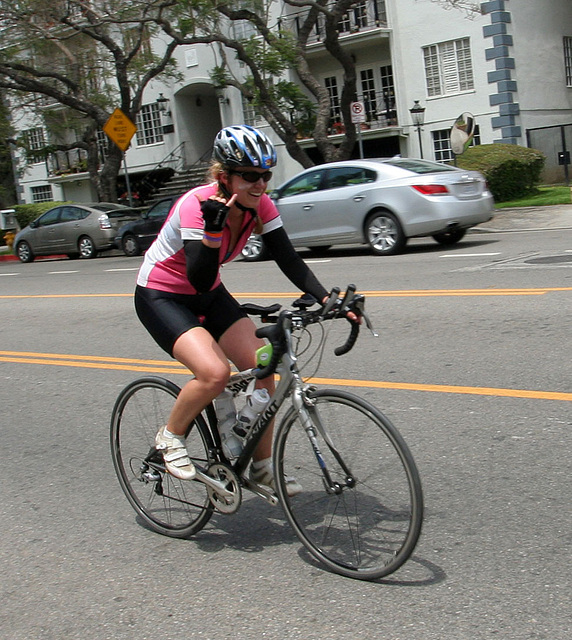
[{"xmin": 248, "ymin": 285, "xmax": 374, "ymax": 379}]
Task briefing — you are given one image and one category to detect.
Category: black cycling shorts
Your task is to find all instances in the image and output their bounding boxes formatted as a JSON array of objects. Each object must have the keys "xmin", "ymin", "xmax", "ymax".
[{"xmin": 134, "ymin": 284, "xmax": 248, "ymax": 356}]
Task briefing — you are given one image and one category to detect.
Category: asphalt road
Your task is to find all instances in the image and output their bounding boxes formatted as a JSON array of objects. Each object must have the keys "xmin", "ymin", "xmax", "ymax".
[{"xmin": 1, "ymin": 226, "xmax": 571, "ymax": 640}]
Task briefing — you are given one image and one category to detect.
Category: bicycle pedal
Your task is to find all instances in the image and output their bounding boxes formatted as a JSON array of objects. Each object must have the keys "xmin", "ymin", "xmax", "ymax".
[{"xmin": 141, "ymin": 469, "xmax": 161, "ymax": 482}]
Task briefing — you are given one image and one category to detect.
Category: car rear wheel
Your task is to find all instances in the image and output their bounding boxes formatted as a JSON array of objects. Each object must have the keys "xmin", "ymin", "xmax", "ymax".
[
  {"xmin": 432, "ymin": 229, "xmax": 467, "ymax": 245},
  {"xmin": 122, "ymin": 234, "xmax": 142, "ymax": 257},
  {"xmin": 17, "ymin": 241, "xmax": 35, "ymax": 263},
  {"xmin": 242, "ymin": 234, "xmax": 269, "ymax": 262},
  {"xmin": 78, "ymin": 235, "xmax": 97, "ymax": 259},
  {"xmin": 365, "ymin": 211, "xmax": 406, "ymax": 256}
]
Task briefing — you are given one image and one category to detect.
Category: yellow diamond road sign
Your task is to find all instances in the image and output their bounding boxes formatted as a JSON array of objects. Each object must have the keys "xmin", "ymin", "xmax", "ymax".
[{"xmin": 103, "ymin": 108, "xmax": 137, "ymax": 152}]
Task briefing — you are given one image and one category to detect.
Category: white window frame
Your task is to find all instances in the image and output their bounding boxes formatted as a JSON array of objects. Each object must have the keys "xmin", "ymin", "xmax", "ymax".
[
  {"xmin": 325, "ymin": 75, "xmax": 341, "ymax": 122},
  {"xmin": 423, "ymin": 38, "xmax": 474, "ymax": 97},
  {"xmin": 135, "ymin": 104, "xmax": 164, "ymax": 146},
  {"xmin": 24, "ymin": 127, "xmax": 46, "ymax": 164},
  {"xmin": 30, "ymin": 185, "xmax": 53, "ymax": 203},
  {"xmin": 432, "ymin": 125, "xmax": 481, "ymax": 162},
  {"xmin": 241, "ymin": 94, "xmax": 266, "ymax": 128}
]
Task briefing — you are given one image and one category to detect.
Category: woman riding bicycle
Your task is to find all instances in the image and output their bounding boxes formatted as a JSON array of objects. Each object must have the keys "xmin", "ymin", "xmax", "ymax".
[{"xmin": 134, "ymin": 125, "xmax": 330, "ymax": 496}]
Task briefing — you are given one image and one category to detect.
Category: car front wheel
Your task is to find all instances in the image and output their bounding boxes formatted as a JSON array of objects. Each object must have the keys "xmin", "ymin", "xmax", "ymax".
[
  {"xmin": 78, "ymin": 235, "xmax": 97, "ymax": 259},
  {"xmin": 432, "ymin": 229, "xmax": 467, "ymax": 245},
  {"xmin": 122, "ymin": 234, "xmax": 141, "ymax": 257},
  {"xmin": 17, "ymin": 241, "xmax": 35, "ymax": 263},
  {"xmin": 242, "ymin": 234, "xmax": 269, "ymax": 262},
  {"xmin": 365, "ymin": 211, "xmax": 406, "ymax": 256}
]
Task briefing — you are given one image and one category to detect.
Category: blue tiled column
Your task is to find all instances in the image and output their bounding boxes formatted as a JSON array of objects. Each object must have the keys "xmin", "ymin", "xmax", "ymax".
[{"xmin": 481, "ymin": 0, "xmax": 522, "ymax": 144}]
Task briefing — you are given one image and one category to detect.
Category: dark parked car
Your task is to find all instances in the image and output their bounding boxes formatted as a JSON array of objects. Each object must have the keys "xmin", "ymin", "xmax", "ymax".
[
  {"xmin": 114, "ymin": 196, "xmax": 181, "ymax": 256},
  {"xmin": 242, "ymin": 158, "xmax": 494, "ymax": 260},
  {"xmin": 14, "ymin": 203, "xmax": 140, "ymax": 262}
]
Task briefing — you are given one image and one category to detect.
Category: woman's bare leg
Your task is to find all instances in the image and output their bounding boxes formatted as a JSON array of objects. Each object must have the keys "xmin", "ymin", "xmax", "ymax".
[{"xmin": 167, "ymin": 326, "xmax": 231, "ymax": 437}]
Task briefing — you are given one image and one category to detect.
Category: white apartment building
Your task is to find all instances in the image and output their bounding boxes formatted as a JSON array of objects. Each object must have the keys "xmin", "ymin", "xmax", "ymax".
[{"xmin": 12, "ymin": 0, "xmax": 572, "ymax": 204}]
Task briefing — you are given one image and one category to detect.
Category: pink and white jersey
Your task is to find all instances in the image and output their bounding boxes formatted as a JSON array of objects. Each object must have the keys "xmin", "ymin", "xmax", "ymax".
[{"xmin": 137, "ymin": 183, "xmax": 283, "ymax": 295}]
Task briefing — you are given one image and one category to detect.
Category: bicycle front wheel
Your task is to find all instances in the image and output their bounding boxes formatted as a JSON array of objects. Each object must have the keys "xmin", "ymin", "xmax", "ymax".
[
  {"xmin": 275, "ymin": 389, "xmax": 423, "ymax": 580},
  {"xmin": 110, "ymin": 376, "xmax": 214, "ymax": 538}
]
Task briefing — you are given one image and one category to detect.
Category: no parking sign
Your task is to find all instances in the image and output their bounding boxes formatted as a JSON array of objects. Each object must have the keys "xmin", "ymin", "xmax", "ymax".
[{"xmin": 350, "ymin": 101, "xmax": 366, "ymax": 124}]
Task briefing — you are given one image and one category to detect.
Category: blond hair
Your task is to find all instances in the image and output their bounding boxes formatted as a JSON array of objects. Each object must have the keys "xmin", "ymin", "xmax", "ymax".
[{"xmin": 208, "ymin": 160, "xmax": 263, "ymax": 234}]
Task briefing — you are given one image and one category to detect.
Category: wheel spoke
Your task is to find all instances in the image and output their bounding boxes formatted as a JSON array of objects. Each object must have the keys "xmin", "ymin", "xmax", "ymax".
[
  {"xmin": 276, "ymin": 391, "xmax": 423, "ymax": 579},
  {"xmin": 110, "ymin": 377, "xmax": 214, "ymax": 537}
]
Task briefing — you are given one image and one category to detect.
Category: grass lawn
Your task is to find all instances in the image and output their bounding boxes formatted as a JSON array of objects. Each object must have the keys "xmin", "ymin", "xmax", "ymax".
[{"xmin": 495, "ymin": 185, "xmax": 572, "ymax": 208}]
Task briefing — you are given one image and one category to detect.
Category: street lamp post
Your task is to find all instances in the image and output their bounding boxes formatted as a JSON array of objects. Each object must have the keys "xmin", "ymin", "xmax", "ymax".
[{"xmin": 409, "ymin": 100, "xmax": 426, "ymax": 159}]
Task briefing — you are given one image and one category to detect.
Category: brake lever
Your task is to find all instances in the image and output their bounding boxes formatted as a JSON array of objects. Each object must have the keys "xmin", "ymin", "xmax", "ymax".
[
  {"xmin": 321, "ymin": 287, "xmax": 340, "ymax": 316},
  {"xmin": 361, "ymin": 310, "xmax": 378, "ymax": 337},
  {"xmin": 337, "ymin": 284, "xmax": 356, "ymax": 316},
  {"xmin": 352, "ymin": 295, "xmax": 378, "ymax": 337}
]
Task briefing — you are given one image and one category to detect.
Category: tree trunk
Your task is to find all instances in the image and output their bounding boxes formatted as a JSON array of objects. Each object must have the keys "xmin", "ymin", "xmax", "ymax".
[{"xmin": 96, "ymin": 143, "xmax": 123, "ymax": 203}]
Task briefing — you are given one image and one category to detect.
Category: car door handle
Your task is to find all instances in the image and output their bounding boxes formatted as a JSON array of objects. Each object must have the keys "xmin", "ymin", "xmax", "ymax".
[
  {"xmin": 353, "ymin": 195, "xmax": 365, "ymax": 202},
  {"xmin": 303, "ymin": 205, "xmax": 314, "ymax": 210}
]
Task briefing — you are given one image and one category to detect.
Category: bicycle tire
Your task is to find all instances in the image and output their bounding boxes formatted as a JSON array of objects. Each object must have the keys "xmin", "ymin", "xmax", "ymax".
[
  {"xmin": 274, "ymin": 389, "xmax": 423, "ymax": 580},
  {"xmin": 110, "ymin": 376, "xmax": 214, "ymax": 538}
]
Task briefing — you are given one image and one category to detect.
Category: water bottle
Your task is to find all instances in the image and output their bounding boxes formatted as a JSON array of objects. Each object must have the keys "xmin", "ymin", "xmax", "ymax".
[
  {"xmin": 214, "ymin": 389, "xmax": 243, "ymax": 460},
  {"xmin": 234, "ymin": 388, "xmax": 270, "ymax": 438}
]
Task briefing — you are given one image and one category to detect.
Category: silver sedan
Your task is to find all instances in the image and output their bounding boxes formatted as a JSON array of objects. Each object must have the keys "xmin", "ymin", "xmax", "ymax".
[
  {"xmin": 242, "ymin": 158, "xmax": 494, "ymax": 260},
  {"xmin": 14, "ymin": 203, "xmax": 139, "ymax": 262}
]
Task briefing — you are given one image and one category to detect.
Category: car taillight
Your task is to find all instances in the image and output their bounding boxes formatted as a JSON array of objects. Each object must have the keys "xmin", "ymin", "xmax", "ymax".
[
  {"xmin": 98, "ymin": 213, "xmax": 112, "ymax": 229},
  {"xmin": 412, "ymin": 184, "xmax": 449, "ymax": 195}
]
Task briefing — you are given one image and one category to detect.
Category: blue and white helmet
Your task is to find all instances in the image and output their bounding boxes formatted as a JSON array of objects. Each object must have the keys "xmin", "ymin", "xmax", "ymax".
[{"xmin": 213, "ymin": 125, "xmax": 277, "ymax": 169}]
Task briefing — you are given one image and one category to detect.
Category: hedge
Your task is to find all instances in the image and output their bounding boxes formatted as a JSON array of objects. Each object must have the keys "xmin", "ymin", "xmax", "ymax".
[
  {"xmin": 12, "ymin": 201, "xmax": 70, "ymax": 229},
  {"xmin": 455, "ymin": 144, "xmax": 545, "ymax": 202}
]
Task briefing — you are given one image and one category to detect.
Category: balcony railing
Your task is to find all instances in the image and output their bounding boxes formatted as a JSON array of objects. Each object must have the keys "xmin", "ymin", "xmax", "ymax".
[
  {"xmin": 327, "ymin": 87, "xmax": 397, "ymax": 136},
  {"xmin": 280, "ymin": 0, "xmax": 387, "ymax": 46},
  {"xmin": 46, "ymin": 149, "xmax": 88, "ymax": 177}
]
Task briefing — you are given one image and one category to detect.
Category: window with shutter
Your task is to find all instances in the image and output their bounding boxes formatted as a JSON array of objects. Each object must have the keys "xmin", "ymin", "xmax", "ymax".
[{"xmin": 423, "ymin": 38, "xmax": 474, "ymax": 98}]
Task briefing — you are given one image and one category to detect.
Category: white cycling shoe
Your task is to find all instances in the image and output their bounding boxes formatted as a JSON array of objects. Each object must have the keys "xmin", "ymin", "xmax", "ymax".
[
  {"xmin": 155, "ymin": 427, "xmax": 196, "ymax": 481},
  {"xmin": 249, "ymin": 461, "xmax": 302, "ymax": 497}
]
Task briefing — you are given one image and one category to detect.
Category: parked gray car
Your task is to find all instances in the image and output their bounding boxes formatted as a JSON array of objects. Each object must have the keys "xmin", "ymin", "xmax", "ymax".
[
  {"xmin": 242, "ymin": 158, "xmax": 494, "ymax": 260},
  {"xmin": 14, "ymin": 203, "xmax": 140, "ymax": 262}
]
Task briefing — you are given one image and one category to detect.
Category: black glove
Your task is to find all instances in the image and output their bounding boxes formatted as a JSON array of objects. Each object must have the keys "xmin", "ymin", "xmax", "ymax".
[{"xmin": 200, "ymin": 198, "xmax": 230, "ymax": 233}]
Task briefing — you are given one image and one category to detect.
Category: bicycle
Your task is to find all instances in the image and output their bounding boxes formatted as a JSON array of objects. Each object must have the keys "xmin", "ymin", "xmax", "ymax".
[{"xmin": 110, "ymin": 286, "xmax": 424, "ymax": 581}]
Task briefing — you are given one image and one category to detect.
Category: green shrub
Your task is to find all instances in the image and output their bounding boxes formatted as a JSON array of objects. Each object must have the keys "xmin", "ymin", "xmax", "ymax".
[
  {"xmin": 13, "ymin": 201, "xmax": 69, "ymax": 228},
  {"xmin": 456, "ymin": 144, "xmax": 545, "ymax": 202}
]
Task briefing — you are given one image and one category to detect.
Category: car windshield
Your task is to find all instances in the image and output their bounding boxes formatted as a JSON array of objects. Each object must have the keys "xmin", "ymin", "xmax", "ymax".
[{"xmin": 383, "ymin": 158, "xmax": 456, "ymax": 174}]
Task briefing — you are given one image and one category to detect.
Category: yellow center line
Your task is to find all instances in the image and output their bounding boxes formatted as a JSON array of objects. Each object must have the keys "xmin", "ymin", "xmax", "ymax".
[
  {"xmin": 2, "ymin": 287, "xmax": 572, "ymax": 300},
  {"xmin": 1, "ymin": 351, "xmax": 570, "ymax": 402}
]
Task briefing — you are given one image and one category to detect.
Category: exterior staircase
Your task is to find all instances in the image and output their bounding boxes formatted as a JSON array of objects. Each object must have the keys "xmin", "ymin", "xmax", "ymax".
[{"xmin": 151, "ymin": 162, "xmax": 211, "ymax": 201}]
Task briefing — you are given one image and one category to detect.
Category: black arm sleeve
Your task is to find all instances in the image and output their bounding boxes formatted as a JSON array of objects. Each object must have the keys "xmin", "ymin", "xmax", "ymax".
[
  {"xmin": 184, "ymin": 239, "xmax": 220, "ymax": 293},
  {"xmin": 263, "ymin": 226, "xmax": 329, "ymax": 302}
]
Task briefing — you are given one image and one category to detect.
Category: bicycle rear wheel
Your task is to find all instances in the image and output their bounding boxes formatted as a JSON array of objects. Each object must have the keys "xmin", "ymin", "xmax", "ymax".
[
  {"xmin": 110, "ymin": 376, "xmax": 214, "ymax": 538},
  {"xmin": 274, "ymin": 389, "xmax": 423, "ymax": 580}
]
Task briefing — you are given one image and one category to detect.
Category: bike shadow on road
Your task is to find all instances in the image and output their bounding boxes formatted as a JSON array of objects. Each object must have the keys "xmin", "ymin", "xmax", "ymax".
[{"xmin": 136, "ymin": 494, "xmax": 446, "ymax": 587}]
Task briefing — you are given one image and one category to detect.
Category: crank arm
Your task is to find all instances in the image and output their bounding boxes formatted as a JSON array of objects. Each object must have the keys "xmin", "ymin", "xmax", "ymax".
[
  {"xmin": 193, "ymin": 468, "xmax": 235, "ymax": 498},
  {"xmin": 241, "ymin": 477, "xmax": 279, "ymax": 506}
]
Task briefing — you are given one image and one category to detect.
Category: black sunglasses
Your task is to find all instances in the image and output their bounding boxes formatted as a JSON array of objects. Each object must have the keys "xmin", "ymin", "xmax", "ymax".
[{"xmin": 230, "ymin": 170, "xmax": 273, "ymax": 183}]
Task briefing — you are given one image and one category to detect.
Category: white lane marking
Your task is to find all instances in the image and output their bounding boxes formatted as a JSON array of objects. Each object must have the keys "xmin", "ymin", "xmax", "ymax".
[
  {"xmin": 106, "ymin": 268, "xmax": 140, "ymax": 272},
  {"xmin": 440, "ymin": 253, "xmax": 501, "ymax": 258},
  {"xmin": 0, "ymin": 273, "xmax": 19, "ymax": 276},
  {"xmin": 304, "ymin": 259, "xmax": 332, "ymax": 264},
  {"xmin": 48, "ymin": 270, "xmax": 79, "ymax": 274}
]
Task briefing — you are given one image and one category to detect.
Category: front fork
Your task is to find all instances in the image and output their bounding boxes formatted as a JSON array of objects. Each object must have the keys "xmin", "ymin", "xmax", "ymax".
[{"xmin": 292, "ymin": 387, "xmax": 355, "ymax": 494}]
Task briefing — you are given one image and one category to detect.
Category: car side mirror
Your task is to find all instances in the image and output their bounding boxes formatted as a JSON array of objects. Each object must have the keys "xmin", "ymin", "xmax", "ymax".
[
  {"xmin": 30, "ymin": 220, "xmax": 39, "ymax": 229},
  {"xmin": 269, "ymin": 190, "xmax": 279, "ymax": 200}
]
